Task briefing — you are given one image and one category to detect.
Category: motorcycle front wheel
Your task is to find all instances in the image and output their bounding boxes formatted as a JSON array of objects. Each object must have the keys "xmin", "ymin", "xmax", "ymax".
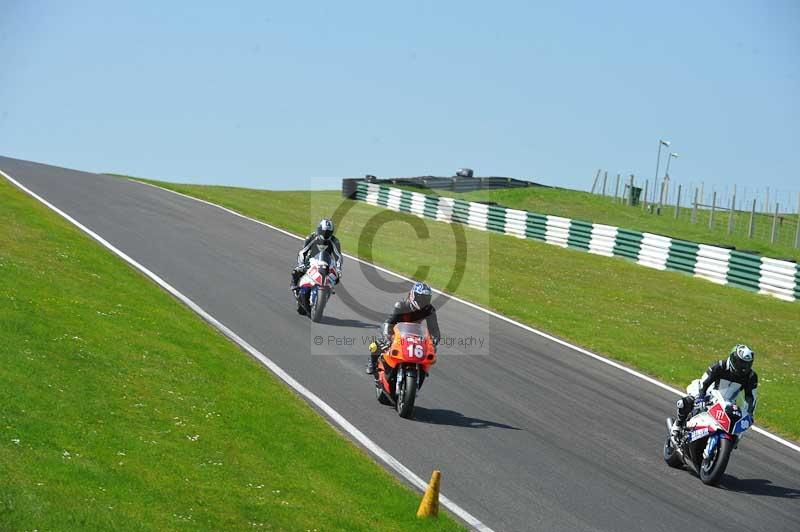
[
  {"xmin": 310, "ymin": 289, "xmax": 328, "ymax": 323},
  {"xmin": 396, "ymin": 369, "xmax": 417, "ymax": 419},
  {"xmin": 699, "ymin": 437, "xmax": 733, "ymax": 486}
]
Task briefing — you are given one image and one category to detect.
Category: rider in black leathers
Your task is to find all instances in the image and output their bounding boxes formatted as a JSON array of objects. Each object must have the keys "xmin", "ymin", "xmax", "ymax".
[
  {"xmin": 365, "ymin": 282, "xmax": 441, "ymax": 375},
  {"xmin": 290, "ymin": 218, "xmax": 343, "ymax": 290},
  {"xmin": 671, "ymin": 344, "xmax": 758, "ymax": 437}
]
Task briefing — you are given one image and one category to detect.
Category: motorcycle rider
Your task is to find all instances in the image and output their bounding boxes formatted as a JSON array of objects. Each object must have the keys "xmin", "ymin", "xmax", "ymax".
[
  {"xmin": 365, "ymin": 281, "xmax": 441, "ymax": 375},
  {"xmin": 290, "ymin": 218, "xmax": 343, "ymax": 290},
  {"xmin": 670, "ymin": 344, "xmax": 758, "ymax": 438}
]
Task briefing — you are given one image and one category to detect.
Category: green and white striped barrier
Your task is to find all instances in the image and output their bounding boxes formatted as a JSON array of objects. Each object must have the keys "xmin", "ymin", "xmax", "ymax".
[{"xmin": 354, "ymin": 182, "xmax": 799, "ymax": 302}]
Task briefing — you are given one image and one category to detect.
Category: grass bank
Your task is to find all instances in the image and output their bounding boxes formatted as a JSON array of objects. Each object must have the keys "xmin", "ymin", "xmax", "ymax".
[
  {"xmin": 132, "ymin": 178, "xmax": 800, "ymax": 442},
  {"xmin": 399, "ymin": 185, "xmax": 800, "ymax": 261},
  {"xmin": 0, "ymin": 176, "xmax": 463, "ymax": 531}
]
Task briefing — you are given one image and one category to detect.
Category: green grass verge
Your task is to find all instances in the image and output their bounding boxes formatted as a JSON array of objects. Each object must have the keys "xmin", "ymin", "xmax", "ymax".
[
  {"xmin": 0, "ymin": 177, "xmax": 464, "ymax": 531},
  {"xmin": 130, "ymin": 178, "xmax": 800, "ymax": 442},
  {"xmin": 393, "ymin": 185, "xmax": 800, "ymax": 261}
]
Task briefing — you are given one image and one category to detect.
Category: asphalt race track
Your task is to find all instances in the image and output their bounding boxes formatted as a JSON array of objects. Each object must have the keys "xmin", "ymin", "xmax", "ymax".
[{"xmin": 2, "ymin": 156, "xmax": 799, "ymax": 531}]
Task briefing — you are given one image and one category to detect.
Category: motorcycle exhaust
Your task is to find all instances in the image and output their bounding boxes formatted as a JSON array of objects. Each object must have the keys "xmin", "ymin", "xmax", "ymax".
[{"xmin": 665, "ymin": 417, "xmax": 686, "ymax": 459}]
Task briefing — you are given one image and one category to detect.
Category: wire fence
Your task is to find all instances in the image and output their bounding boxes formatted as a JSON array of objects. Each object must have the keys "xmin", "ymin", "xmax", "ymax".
[{"xmin": 589, "ymin": 170, "xmax": 800, "ymax": 250}]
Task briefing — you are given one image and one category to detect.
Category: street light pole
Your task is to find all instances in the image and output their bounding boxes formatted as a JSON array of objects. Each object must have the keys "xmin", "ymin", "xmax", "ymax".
[
  {"xmin": 654, "ymin": 139, "xmax": 670, "ymax": 203},
  {"xmin": 661, "ymin": 152, "xmax": 678, "ymax": 207},
  {"xmin": 665, "ymin": 152, "xmax": 678, "ymax": 178}
]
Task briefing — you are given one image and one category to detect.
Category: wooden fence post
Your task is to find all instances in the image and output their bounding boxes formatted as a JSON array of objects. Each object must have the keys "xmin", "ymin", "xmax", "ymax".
[
  {"xmin": 727, "ymin": 194, "xmax": 736, "ymax": 234},
  {"xmin": 674, "ymin": 184, "xmax": 682, "ymax": 220},
  {"xmin": 709, "ymin": 191, "xmax": 717, "ymax": 229},
  {"xmin": 642, "ymin": 180, "xmax": 649, "ymax": 211},
  {"xmin": 691, "ymin": 187, "xmax": 699, "ymax": 224},
  {"xmin": 590, "ymin": 169, "xmax": 601, "ymax": 193},
  {"xmin": 771, "ymin": 202, "xmax": 780, "ymax": 243},
  {"xmin": 795, "ymin": 192, "xmax": 800, "ymax": 249},
  {"xmin": 748, "ymin": 198, "xmax": 756, "ymax": 238}
]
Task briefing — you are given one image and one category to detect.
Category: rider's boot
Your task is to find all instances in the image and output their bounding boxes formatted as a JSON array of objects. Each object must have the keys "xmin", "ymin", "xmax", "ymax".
[
  {"xmin": 670, "ymin": 416, "xmax": 686, "ymax": 439},
  {"xmin": 366, "ymin": 341, "xmax": 380, "ymax": 375},
  {"xmin": 289, "ymin": 266, "xmax": 305, "ymax": 291},
  {"xmin": 365, "ymin": 354, "xmax": 378, "ymax": 375}
]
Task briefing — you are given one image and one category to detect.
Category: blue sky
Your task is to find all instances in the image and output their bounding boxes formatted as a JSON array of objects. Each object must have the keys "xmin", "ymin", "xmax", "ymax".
[{"xmin": 1, "ymin": 1, "xmax": 798, "ymax": 205}]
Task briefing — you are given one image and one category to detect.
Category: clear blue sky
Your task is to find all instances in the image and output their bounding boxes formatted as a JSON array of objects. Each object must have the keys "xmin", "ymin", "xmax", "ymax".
[{"xmin": 2, "ymin": 1, "xmax": 798, "ymax": 204}]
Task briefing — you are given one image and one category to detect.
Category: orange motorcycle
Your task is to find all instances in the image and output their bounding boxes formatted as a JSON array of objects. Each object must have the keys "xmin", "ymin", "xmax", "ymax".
[{"xmin": 371, "ymin": 322, "xmax": 437, "ymax": 418}]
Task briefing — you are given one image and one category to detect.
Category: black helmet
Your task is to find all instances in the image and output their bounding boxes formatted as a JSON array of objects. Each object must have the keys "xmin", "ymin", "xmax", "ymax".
[
  {"xmin": 728, "ymin": 344, "xmax": 754, "ymax": 377},
  {"xmin": 316, "ymin": 219, "xmax": 334, "ymax": 241},
  {"xmin": 408, "ymin": 282, "xmax": 432, "ymax": 310}
]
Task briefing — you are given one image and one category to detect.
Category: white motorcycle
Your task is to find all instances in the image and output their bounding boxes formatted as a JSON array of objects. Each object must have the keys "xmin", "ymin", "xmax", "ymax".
[
  {"xmin": 663, "ymin": 388, "xmax": 753, "ymax": 486},
  {"xmin": 293, "ymin": 250, "xmax": 339, "ymax": 323}
]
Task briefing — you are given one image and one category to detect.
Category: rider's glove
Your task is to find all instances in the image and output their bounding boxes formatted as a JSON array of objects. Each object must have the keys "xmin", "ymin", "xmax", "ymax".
[
  {"xmin": 369, "ymin": 338, "xmax": 389, "ymax": 354},
  {"xmin": 693, "ymin": 395, "xmax": 707, "ymax": 410}
]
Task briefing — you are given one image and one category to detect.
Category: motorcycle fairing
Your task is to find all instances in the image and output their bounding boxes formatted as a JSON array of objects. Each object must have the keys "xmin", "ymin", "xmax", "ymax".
[
  {"xmin": 732, "ymin": 415, "xmax": 753, "ymax": 435},
  {"xmin": 707, "ymin": 402, "xmax": 732, "ymax": 433},
  {"xmin": 381, "ymin": 323, "xmax": 436, "ymax": 371}
]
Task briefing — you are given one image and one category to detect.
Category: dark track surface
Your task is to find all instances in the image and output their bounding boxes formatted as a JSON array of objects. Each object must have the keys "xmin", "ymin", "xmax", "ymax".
[{"xmin": 2, "ymin": 155, "xmax": 799, "ymax": 531}]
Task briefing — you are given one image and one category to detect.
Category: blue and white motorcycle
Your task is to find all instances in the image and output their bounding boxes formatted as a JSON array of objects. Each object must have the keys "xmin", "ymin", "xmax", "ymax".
[
  {"xmin": 293, "ymin": 250, "xmax": 339, "ymax": 323},
  {"xmin": 664, "ymin": 389, "xmax": 753, "ymax": 486}
]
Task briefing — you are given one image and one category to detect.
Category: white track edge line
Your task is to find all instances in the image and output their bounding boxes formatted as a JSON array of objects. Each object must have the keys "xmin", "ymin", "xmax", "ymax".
[
  {"xmin": 131, "ymin": 179, "xmax": 800, "ymax": 455},
  {"xmin": 1, "ymin": 170, "xmax": 494, "ymax": 532}
]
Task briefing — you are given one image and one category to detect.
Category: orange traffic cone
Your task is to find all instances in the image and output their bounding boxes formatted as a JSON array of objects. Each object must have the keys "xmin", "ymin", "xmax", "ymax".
[{"xmin": 416, "ymin": 470, "xmax": 441, "ymax": 518}]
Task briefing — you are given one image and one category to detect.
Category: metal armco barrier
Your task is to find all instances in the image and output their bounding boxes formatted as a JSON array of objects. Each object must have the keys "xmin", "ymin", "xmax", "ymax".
[
  {"xmin": 351, "ymin": 181, "xmax": 799, "ymax": 302},
  {"xmin": 360, "ymin": 175, "xmax": 546, "ymax": 193}
]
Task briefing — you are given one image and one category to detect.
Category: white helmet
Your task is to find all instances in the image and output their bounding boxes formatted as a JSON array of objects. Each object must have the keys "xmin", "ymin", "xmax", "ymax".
[{"xmin": 316, "ymin": 219, "xmax": 334, "ymax": 242}]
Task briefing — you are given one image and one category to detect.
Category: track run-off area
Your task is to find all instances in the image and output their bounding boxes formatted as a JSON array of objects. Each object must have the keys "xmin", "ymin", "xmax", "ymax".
[{"xmin": 2, "ymin": 156, "xmax": 798, "ymax": 531}]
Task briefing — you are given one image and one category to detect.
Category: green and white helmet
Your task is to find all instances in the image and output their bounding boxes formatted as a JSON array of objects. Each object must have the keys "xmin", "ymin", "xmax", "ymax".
[{"xmin": 728, "ymin": 344, "xmax": 754, "ymax": 376}]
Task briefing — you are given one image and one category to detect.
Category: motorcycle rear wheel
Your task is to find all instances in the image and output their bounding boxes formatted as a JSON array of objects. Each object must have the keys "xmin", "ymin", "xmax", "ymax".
[
  {"xmin": 663, "ymin": 436, "xmax": 683, "ymax": 468},
  {"xmin": 699, "ymin": 437, "xmax": 733, "ymax": 486}
]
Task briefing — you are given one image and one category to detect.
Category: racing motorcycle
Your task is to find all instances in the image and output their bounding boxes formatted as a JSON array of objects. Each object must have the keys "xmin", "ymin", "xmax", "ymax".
[
  {"xmin": 293, "ymin": 250, "xmax": 338, "ymax": 323},
  {"xmin": 663, "ymin": 388, "xmax": 753, "ymax": 486},
  {"xmin": 371, "ymin": 322, "xmax": 437, "ymax": 419}
]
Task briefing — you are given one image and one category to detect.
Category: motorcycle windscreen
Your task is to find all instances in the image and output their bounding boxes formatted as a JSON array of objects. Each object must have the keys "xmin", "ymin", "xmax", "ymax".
[
  {"xmin": 394, "ymin": 322, "xmax": 428, "ymax": 339},
  {"xmin": 313, "ymin": 250, "xmax": 332, "ymax": 269}
]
